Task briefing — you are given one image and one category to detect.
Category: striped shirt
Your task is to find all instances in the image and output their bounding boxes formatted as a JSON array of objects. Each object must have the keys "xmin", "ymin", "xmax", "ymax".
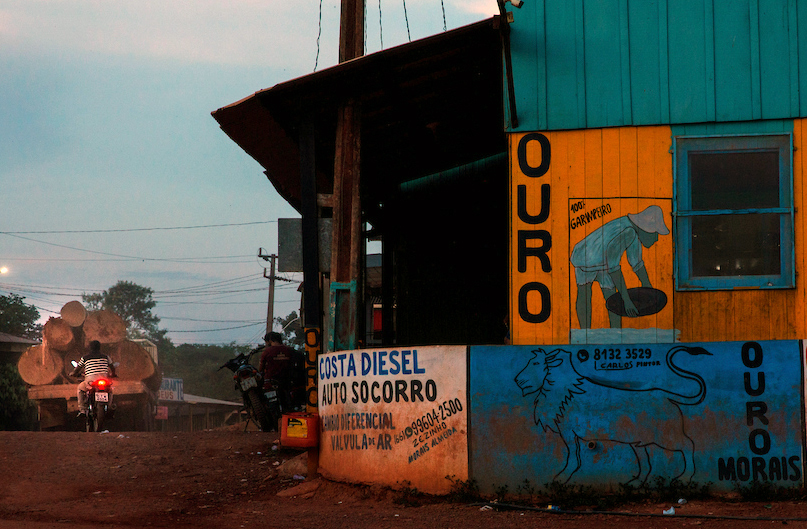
[{"xmin": 76, "ymin": 352, "xmax": 113, "ymax": 378}]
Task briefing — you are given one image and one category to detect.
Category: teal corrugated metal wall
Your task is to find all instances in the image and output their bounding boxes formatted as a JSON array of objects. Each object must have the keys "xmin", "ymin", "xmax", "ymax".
[{"xmin": 509, "ymin": 0, "xmax": 806, "ymax": 131}]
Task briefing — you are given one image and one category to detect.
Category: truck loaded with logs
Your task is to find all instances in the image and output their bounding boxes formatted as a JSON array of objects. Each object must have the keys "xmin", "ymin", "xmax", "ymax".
[{"xmin": 17, "ymin": 300, "xmax": 162, "ymax": 431}]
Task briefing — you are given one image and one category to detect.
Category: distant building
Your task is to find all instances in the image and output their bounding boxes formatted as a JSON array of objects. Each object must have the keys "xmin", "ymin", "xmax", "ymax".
[{"xmin": 0, "ymin": 332, "xmax": 39, "ymax": 365}]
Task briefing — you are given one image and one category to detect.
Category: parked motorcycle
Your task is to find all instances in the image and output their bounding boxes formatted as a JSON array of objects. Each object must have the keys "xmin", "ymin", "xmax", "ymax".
[{"xmin": 219, "ymin": 347, "xmax": 280, "ymax": 432}]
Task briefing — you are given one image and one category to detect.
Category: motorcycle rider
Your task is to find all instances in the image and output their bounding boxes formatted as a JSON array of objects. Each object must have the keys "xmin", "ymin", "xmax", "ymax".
[
  {"xmin": 70, "ymin": 340, "xmax": 117, "ymax": 417},
  {"xmin": 258, "ymin": 332, "xmax": 302, "ymax": 411}
]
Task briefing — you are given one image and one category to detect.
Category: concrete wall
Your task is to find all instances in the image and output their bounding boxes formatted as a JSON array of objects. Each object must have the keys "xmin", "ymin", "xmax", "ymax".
[
  {"xmin": 318, "ymin": 340, "xmax": 804, "ymax": 494},
  {"xmin": 316, "ymin": 346, "xmax": 468, "ymax": 494},
  {"xmin": 469, "ymin": 341, "xmax": 803, "ymax": 492}
]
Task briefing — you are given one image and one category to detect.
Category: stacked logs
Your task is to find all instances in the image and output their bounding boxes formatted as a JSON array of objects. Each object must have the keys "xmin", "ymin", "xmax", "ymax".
[{"xmin": 17, "ymin": 301, "xmax": 161, "ymax": 391}]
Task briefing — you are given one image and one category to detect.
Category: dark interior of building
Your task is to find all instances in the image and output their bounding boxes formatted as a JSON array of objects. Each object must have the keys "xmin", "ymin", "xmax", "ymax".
[{"xmin": 213, "ymin": 17, "xmax": 509, "ymax": 347}]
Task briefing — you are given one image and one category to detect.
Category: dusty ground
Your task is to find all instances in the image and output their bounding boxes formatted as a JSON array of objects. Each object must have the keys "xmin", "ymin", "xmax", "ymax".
[{"xmin": 1, "ymin": 429, "xmax": 807, "ymax": 529}]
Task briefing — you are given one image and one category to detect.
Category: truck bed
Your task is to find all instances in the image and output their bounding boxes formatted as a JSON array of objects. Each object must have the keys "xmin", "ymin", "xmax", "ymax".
[{"xmin": 29, "ymin": 381, "xmax": 150, "ymax": 400}]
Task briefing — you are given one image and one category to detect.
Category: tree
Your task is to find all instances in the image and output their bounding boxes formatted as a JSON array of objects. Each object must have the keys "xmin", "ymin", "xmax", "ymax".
[
  {"xmin": 0, "ymin": 293, "xmax": 42, "ymax": 340},
  {"xmin": 159, "ymin": 343, "xmax": 252, "ymax": 401},
  {"xmin": 82, "ymin": 281, "xmax": 171, "ymax": 350},
  {"xmin": 0, "ymin": 294, "xmax": 39, "ymax": 430},
  {"xmin": 0, "ymin": 363, "xmax": 36, "ymax": 430},
  {"xmin": 275, "ymin": 311, "xmax": 303, "ymax": 350}
]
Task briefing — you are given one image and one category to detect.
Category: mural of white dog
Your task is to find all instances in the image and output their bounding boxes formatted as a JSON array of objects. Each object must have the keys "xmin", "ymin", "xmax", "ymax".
[{"xmin": 515, "ymin": 346, "xmax": 711, "ymax": 485}]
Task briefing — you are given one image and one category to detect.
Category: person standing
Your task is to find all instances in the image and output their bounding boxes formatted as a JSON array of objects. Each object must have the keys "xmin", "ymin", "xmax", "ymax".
[{"xmin": 258, "ymin": 332, "xmax": 303, "ymax": 411}]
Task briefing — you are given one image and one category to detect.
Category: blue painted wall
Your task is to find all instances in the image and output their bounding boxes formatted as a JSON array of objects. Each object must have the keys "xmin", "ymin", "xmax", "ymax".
[
  {"xmin": 509, "ymin": 0, "xmax": 807, "ymax": 131},
  {"xmin": 469, "ymin": 341, "xmax": 804, "ymax": 492}
]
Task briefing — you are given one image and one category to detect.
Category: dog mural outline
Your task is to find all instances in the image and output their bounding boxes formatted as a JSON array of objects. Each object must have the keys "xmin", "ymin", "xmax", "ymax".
[{"xmin": 514, "ymin": 345, "xmax": 711, "ymax": 485}]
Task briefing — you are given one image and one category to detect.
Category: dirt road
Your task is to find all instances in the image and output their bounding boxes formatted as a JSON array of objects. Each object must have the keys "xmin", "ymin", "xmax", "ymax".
[{"xmin": 1, "ymin": 429, "xmax": 806, "ymax": 528}]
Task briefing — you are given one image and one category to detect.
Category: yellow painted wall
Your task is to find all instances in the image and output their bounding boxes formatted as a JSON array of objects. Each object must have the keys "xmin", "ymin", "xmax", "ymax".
[{"xmin": 510, "ymin": 123, "xmax": 805, "ymax": 344}]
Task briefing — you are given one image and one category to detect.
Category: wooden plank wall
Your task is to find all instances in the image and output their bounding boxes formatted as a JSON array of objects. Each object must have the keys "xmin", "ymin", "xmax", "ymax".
[
  {"xmin": 511, "ymin": 0, "xmax": 805, "ymax": 133},
  {"xmin": 672, "ymin": 120, "xmax": 801, "ymax": 342},
  {"xmin": 511, "ymin": 120, "xmax": 805, "ymax": 345},
  {"xmin": 511, "ymin": 126, "xmax": 673, "ymax": 345}
]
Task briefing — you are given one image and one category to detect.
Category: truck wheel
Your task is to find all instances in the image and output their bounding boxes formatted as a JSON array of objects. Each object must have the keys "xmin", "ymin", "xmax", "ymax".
[{"xmin": 247, "ymin": 390, "xmax": 272, "ymax": 432}]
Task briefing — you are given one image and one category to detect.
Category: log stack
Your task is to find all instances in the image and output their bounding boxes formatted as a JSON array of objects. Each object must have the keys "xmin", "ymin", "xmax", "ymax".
[{"xmin": 17, "ymin": 302, "xmax": 161, "ymax": 391}]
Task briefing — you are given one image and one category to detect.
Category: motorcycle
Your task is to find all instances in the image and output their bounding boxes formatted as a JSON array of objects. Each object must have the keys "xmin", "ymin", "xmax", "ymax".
[
  {"xmin": 71, "ymin": 361, "xmax": 116, "ymax": 432},
  {"xmin": 219, "ymin": 347, "xmax": 280, "ymax": 432},
  {"xmin": 84, "ymin": 377, "xmax": 115, "ymax": 432}
]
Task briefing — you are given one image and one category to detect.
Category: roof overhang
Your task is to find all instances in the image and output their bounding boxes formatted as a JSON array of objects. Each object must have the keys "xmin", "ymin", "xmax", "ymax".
[{"xmin": 212, "ymin": 17, "xmax": 506, "ymax": 213}]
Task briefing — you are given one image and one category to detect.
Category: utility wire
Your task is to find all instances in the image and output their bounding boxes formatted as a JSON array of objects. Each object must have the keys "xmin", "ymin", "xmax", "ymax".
[
  {"xmin": 0, "ymin": 256, "xmax": 255, "ymax": 263},
  {"xmin": 0, "ymin": 221, "xmax": 277, "ymax": 235},
  {"xmin": 245, "ymin": 328, "xmax": 266, "ymax": 344},
  {"xmin": 402, "ymin": 0, "xmax": 411, "ymax": 41},
  {"xmin": 314, "ymin": 0, "xmax": 323, "ymax": 71},
  {"xmin": 154, "ymin": 273, "xmax": 263, "ymax": 294},
  {"xmin": 0, "ymin": 232, "xmax": 256, "ymax": 263},
  {"xmin": 155, "ymin": 287, "xmax": 269, "ymax": 298},
  {"xmin": 169, "ymin": 322, "xmax": 263, "ymax": 333},
  {"xmin": 378, "ymin": 0, "xmax": 384, "ymax": 48},
  {"xmin": 161, "ymin": 317, "xmax": 264, "ymax": 323},
  {"xmin": 0, "ymin": 273, "xmax": 300, "ymax": 300},
  {"xmin": 158, "ymin": 300, "xmax": 298, "ymax": 306}
]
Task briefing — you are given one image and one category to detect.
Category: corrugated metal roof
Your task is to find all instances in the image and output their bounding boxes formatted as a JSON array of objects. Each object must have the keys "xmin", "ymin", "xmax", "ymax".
[
  {"xmin": 0, "ymin": 332, "xmax": 39, "ymax": 345},
  {"xmin": 211, "ymin": 17, "xmax": 506, "ymax": 215}
]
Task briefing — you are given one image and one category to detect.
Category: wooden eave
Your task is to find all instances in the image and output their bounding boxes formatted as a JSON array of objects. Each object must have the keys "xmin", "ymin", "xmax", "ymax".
[{"xmin": 211, "ymin": 17, "xmax": 506, "ymax": 214}]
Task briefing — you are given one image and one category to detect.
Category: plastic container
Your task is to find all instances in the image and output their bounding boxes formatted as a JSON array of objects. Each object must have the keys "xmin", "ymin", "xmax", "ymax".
[{"xmin": 280, "ymin": 412, "xmax": 319, "ymax": 448}]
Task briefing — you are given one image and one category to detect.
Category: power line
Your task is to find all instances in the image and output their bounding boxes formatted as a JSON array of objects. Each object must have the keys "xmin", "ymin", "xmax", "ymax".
[
  {"xmin": 0, "ymin": 256, "xmax": 256, "ymax": 263},
  {"xmin": 154, "ymin": 273, "xmax": 263, "ymax": 294},
  {"xmin": 378, "ymin": 0, "xmax": 384, "ymax": 48},
  {"xmin": 158, "ymin": 299, "xmax": 299, "ymax": 306},
  {"xmin": 0, "ymin": 220, "xmax": 278, "ymax": 235},
  {"xmin": 168, "ymin": 322, "xmax": 263, "ymax": 333},
  {"xmin": 0, "ymin": 269, "xmax": 301, "ymax": 343},
  {"xmin": 0, "ymin": 273, "xmax": 300, "ymax": 300},
  {"xmin": 161, "ymin": 317, "xmax": 264, "ymax": 323},
  {"xmin": 314, "ymin": 0, "xmax": 323, "ymax": 71},
  {"xmin": 157, "ymin": 301, "xmax": 267, "ymax": 306},
  {"xmin": 0, "ymin": 233, "xmax": 267, "ymax": 263},
  {"xmin": 402, "ymin": 0, "xmax": 411, "ymax": 41},
  {"xmin": 155, "ymin": 287, "xmax": 269, "ymax": 298}
]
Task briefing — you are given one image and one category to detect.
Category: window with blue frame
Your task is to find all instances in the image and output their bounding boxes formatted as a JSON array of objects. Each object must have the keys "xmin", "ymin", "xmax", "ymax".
[{"xmin": 674, "ymin": 134, "xmax": 794, "ymax": 290}]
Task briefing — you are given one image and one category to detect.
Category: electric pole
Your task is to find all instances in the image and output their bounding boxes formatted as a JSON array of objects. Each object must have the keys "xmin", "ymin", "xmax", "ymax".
[
  {"xmin": 330, "ymin": 0, "xmax": 365, "ymax": 351},
  {"xmin": 259, "ymin": 249, "xmax": 292, "ymax": 335}
]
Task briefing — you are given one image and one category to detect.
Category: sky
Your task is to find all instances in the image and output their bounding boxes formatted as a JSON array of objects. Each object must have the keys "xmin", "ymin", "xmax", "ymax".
[{"xmin": 0, "ymin": 0, "xmax": 495, "ymax": 346}]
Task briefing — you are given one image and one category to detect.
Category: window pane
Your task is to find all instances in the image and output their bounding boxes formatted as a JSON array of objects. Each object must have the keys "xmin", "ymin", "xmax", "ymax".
[
  {"xmin": 689, "ymin": 151, "xmax": 779, "ymax": 210},
  {"xmin": 691, "ymin": 214, "xmax": 781, "ymax": 277}
]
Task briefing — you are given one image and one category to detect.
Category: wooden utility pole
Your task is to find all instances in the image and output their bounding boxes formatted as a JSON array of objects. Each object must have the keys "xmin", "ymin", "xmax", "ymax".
[
  {"xmin": 338, "ymin": 0, "xmax": 364, "ymax": 63},
  {"xmin": 263, "ymin": 253, "xmax": 276, "ymax": 334},
  {"xmin": 330, "ymin": 0, "xmax": 365, "ymax": 350},
  {"xmin": 300, "ymin": 0, "xmax": 365, "ymax": 480}
]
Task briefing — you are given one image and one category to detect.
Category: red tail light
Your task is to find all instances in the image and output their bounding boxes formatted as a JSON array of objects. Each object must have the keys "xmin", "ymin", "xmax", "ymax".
[{"xmin": 92, "ymin": 378, "xmax": 112, "ymax": 389}]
